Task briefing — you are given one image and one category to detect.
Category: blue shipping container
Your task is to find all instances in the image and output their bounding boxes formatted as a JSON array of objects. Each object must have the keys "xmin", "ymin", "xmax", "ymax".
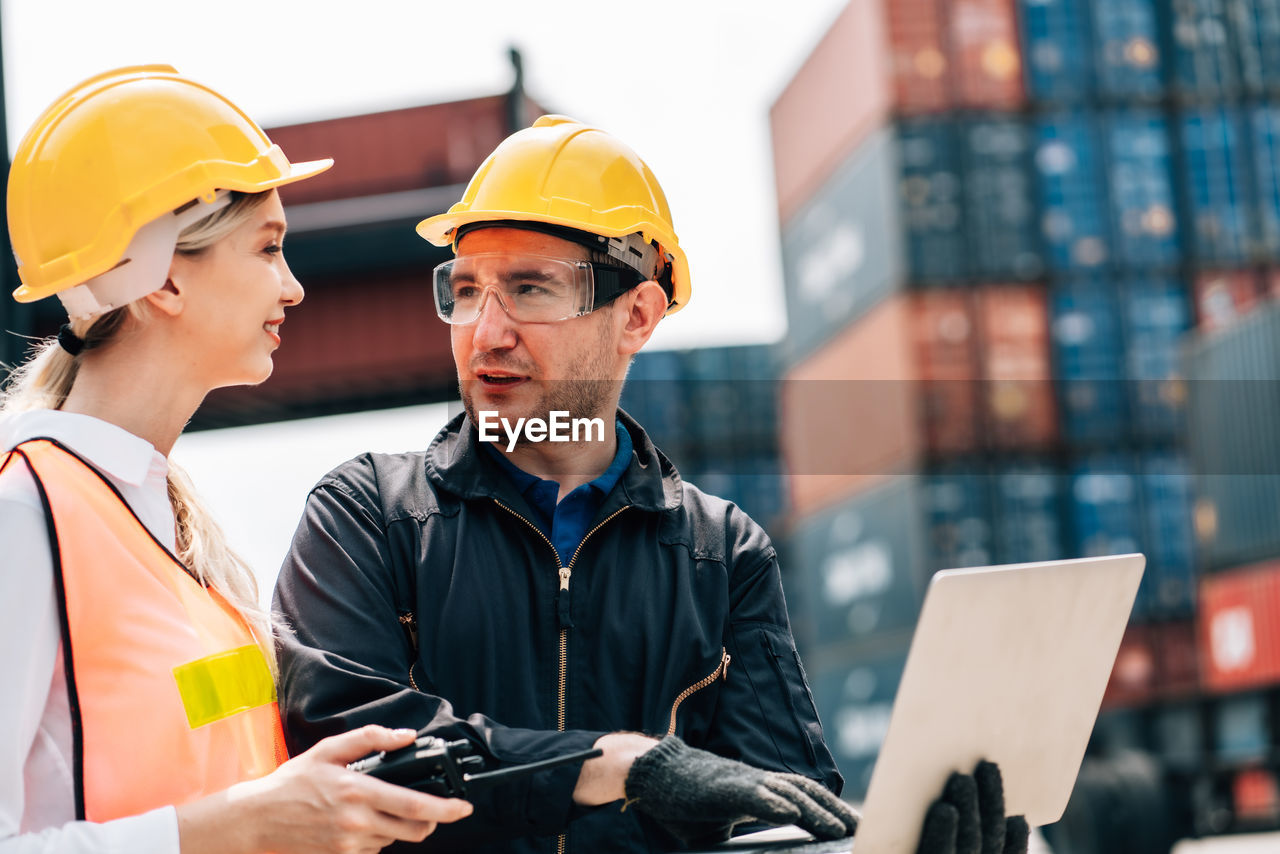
[
  {"xmin": 924, "ymin": 472, "xmax": 994, "ymax": 571},
  {"xmin": 1228, "ymin": 0, "xmax": 1280, "ymax": 95},
  {"xmin": 621, "ymin": 350, "xmax": 686, "ymax": 457},
  {"xmin": 962, "ymin": 119, "xmax": 1043, "ymax": 280},
  {"xmin": 1093, "ymin": 0, "xmax": 1164, "ymax": 99},
  {"xmin": 1069, "ymin": 455, "xmax": 1146, "ymax": 616},
  {"xmin": 1050, "ymin": 280, "xmax": 1129, "ymax": 445},
  {"xmin": 682, "ymin": 345, "xmax": 778, "ymax": 456},
  {"xmin": 786, "ymin": 478, "xmax": 927, "ymax": 648},
  {"xmin": 1139, "ymin": 453, "xmax": 1197, "ymax": 619},
  {"xmin": 1034, "ymin": 114, "xmax": 1110, "ymax": 271},
  {"xmin": 1170, "ymin": 0, "xmax": 1240, "ymax": 98},
  {"xmin": 1180, "ymin": 108, "xmax": 1251, "ymax": 265},
  {"xmin": 1103, "ymin": 110, "xmax": 1180, "ymax": 269},
  {"xmin": 1250, "ymin": 105, "xmax": 1280, "ymax": 257},
  {"xmin": 1122, "ymin": 278, "xmax": 1191, "ymax": 441},
  {"xmin": 897, "ymin": 121, "xmax": 967, "ymax": 282},
  {"xmin": 1018, "ymin": 0, "xmax": 1093, "ymax": 101},
  {"xmin": 809, "ymin": 643, "xmax": 909, "ymax": 800},
  {"xmin": 1215, "ymin": 695, "xmax": 1269, "ymax": 760},
  {"xmin": 994, "ymin": 463, "xmax": 1067, "ymax": 564}
]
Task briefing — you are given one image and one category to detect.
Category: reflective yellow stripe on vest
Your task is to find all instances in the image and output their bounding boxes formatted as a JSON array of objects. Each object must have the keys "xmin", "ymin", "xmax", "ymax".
[{"xmin": 173, "ymin": 643, "xmax": 277, "ymax": 729}]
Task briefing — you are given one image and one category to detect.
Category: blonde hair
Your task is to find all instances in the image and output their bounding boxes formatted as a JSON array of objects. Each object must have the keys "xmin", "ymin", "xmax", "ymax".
[{"xmin": 0, "ymin": 190, "xmax": 278, "ymax": 671}]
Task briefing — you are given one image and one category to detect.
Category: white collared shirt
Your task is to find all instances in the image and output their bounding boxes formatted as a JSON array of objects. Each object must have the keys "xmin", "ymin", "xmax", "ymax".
[{"xmin": 0, "ymin": 410, "xmax": 179, "ymax": 854}]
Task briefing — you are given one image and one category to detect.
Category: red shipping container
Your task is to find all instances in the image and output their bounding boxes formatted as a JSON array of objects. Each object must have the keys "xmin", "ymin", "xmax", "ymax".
[
  {"xmin": 973, "ymin": 285, "xmax": 1057, "ymax": 450},
  {"xmin": 770, "ymin": 0, "xmax": 895, "ymax": 226},
  {"xmin": 781, "ymin": 296, "xmax": 924, "ymax": 515},
  {"xmin": 1102, "ymin": 624, "xmax": 1157, "ymax": 708},
  {"xmin": 949, "ymin": 0, "xmax": 1026, "ymax": 110},
  {"xmin": 912, "ymin": 289, "xmax": 980, "ymax": 454},
  {"xmin": 269, "ymin": 94, "xmax": 545, "ymax": 207},
  {"xmin": 884, "ymin": 0, "xmax": 951, "ymax": 114},
  {"xmin": 1234, "ymin": 769, "xmax": 1280, "ymax": 823},
  {"xmin": 1193, "ymin": 270, "xmax": 1263, "ymax": 332},
  {"xmin": 1199, "ymin": 560, "xmax": 1280, "ymax": 693},
  {"xmin": 1263, "ymin": 269, "xmax": 1280, "ymax": 300},
  {"xmin": 1152, "ymin": 620, "xmax": 1200, "ymax": 698}
]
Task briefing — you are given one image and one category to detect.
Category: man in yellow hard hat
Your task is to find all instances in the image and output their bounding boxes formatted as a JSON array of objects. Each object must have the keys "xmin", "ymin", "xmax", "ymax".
[{"xmin": 271, "ymin": 116, "xmax": 866, "ymax": 853}]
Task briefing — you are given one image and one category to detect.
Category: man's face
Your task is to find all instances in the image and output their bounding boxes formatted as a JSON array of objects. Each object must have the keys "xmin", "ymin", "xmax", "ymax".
[{"xmin": 451, "ymin": 227, "xmax": 626, "ymax": 436}]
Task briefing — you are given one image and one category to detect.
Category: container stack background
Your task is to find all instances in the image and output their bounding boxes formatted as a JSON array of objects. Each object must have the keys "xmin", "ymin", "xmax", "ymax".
[
  {"xmin": 711, "ymin": 0, "xmax": 1280, "ymax": 836},
  {"xmin": 615, "ymin": 0, "xmax": 1280, "ymax": 834}
]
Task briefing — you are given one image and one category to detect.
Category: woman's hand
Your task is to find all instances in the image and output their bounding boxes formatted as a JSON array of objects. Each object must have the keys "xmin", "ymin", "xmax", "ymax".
[{"xmin": 178, "ymin": 725, "xmax": 473, "ymax": 854}]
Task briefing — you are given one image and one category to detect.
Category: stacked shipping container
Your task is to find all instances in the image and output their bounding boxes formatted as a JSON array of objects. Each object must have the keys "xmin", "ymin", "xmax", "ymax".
[{"xmin": 771, "ymin": 0, "xmax": 1280, "ymax": 827}]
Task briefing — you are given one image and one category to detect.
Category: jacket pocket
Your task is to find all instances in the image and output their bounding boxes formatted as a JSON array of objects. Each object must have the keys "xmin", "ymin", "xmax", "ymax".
[
  {"xmin": 666, "ymin": 647, "xmax": 731, "ymax": 736},
  {"xmin": 739, "ymin": 623, "xmax": 822, "ymax": 767}
]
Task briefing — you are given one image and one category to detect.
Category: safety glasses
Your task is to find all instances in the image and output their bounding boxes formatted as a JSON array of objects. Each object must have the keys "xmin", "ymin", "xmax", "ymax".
[{"xmin": 432, "ymin": 253, "xmax": 642, "ymax": 325}]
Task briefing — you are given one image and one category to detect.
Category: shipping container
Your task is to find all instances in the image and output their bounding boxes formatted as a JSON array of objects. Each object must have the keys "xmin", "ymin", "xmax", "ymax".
[
  {"xmin": 1180, "ymin": 107, "xmax": 1251, "ymax": 265},
  {"xmin": 1193, "ymin": 270, "xmax": 1264, "ymax": 331},
  {"xmin": 1103, "ymin": 624, "xmax": 1158, "ymax": 707},
  {"xmin": 1199, "ymin": 560, "xmax": 1280, "ymax": 692},
  {"xmin": 1103, "ymin": 110, "xmax": 1180, "ymax": 270},
  {"xmin": 1169, "ymin": 0, "xmax": 1240, "ymax": 99},
  {"xmin": 1141, "ymin": 455, "xmax": 1198, "ymax": 619},
  {"xmin": 975, "ymin": 285, "xmax": 1058, "ymax": 449},
  {"xmin": 1017, "ymin": 0, "xmax": 1093, "ymax": 102},
  {"xmin": 1049, "ymin": 280, "xmax": 1128, "ymax": 446},
  {"xmin": 1068, "ymin": 455, "xmax": 1145, "ymax": 612},
  {"xmin": 992, "ymin": 462, "xmax": 1066, "ymax": 564},
  {"xmin": 780, "ymin": 297, "xmax": 923, "ymax": 516},
  {"xmin": 620, "ymin": 350, "xmax": 688, "ymax": 460},
  {"xmin": 808, "ymin": 639, "xmax": 911, "ymax": 800},
  {"xmin": 684, "ymin": 455, "xmax": 785, "ymax": 530},
  {"xmin": 885, "ymin": 0, "xmax": 952, "ymax": 113},
  {"xmin": 681, "ymin": 345, "xmax": 779, "ymax": 458},
  {"xmin": 1233, "ymin": 768, "xmax": 1280, "ymax": 823},
  {"xmin": 1227, "ymin": 0, "xmax": 1280, "ymax": 96},
  {"xmin": 769, "ymin": 0, "xmax": 894, "ymax": 224},
  {"xmin": 1034, "ymin": 113, "xmax": 1110, "ymax": 272},
  {"xmin": 1154, "ymin": 619, "xmax": 1202, "ymax": 697},
  {"xmin": 1249, "ymin": 105, "xmax": 1280, "ymax": 258},
  {"xmin": 1154, "ymin": 703, "xmax": 1204, "ymax": 768},
  {"xmin": 1185, "ymin": 303, "xmax": 1280, "ymax": 570},
  {"xmin": 1092, "ymin": 0, "xmax": 1164, "ymax": 99},
  {"xmin": 950, "ymin": 0, "xmax": 1027, "ymax": 109},
  {"xmin": 1214, "ymin": 694, "xmax": 1270, "ymax": 760},
  {"xmin": 780, "ymin": 129, "xmax": 906, "ymax": 363},
  {"xmin": 961, "ymin": 119, "xmax": 1043, "ymax": 280},
  {"xmin": 897, "ymin": 121, "xmax": 967, "ymax": 282},
  {"xmin": 913, "ymin": 289, "xmax": 981, "ymax": 454},
  {"xmin": 1123, "ymin": 277, "xmax": 1192, "ymax": 441},
  {"xmin": 786, "ymin": 479, "xmax": 928, "ymax": 649},
  {"xmin": 924, "ymin": 470, "xmax": 995, "ymax": 570}
]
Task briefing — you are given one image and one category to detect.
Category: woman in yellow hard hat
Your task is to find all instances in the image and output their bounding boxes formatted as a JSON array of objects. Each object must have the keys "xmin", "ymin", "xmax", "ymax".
[{"xmin": 0, "ymin": 66, "xmax": 471, "ymax": 854}]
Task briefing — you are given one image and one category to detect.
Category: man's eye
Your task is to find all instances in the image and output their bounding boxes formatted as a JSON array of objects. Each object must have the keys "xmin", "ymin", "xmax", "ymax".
[
  {"xmin": 453, "ymin": 285, "xmax": 481, "ymax": 300},
  {"xmin": 263, "ymin": 244, "xmax": 283, "ymax": 256},
  {"xmin": 515, "ymin": 283, "xmax": 548, "ymax": 296}
]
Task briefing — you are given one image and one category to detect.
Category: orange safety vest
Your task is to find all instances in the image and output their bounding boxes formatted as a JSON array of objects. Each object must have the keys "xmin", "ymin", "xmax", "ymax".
[{"xmin": 1, "ymin": 437, "xmax": 285, "ymax": 822}]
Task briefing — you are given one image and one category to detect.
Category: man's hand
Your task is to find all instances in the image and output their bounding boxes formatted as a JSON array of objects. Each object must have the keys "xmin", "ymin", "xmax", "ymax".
[
  {"xmin": 623, "ymin": 735, "xmax": 859, "ymax": 844},
  {"xmin": 916, "ymin": 760, "xmax": 1029, "ymax": 854}
]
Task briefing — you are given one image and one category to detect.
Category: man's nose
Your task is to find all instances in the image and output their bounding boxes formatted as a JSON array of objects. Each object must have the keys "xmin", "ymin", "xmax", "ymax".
[{"xmin": 470, "ymin": 288, "xmax": 518, "ymax": 351}]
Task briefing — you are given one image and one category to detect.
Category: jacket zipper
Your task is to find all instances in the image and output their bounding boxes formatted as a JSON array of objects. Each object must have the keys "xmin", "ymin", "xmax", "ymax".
[
  {"xmin": 494, "ymin": 500, "xmax": 629, "ymax": 854},
  {"xmin": 666, "ymin": 648, "xmax": 731, "ymax": 736}
]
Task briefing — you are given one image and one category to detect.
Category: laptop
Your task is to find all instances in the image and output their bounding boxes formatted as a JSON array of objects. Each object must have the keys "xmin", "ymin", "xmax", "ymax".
[{"xmin": 694, "ymin": 553, "xmax": 1145, "ymax": 854}]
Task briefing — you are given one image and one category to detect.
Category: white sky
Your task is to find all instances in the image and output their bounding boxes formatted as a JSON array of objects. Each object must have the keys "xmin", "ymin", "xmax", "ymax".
[
  {"xmin": 4, "ymin": 0, "xmax": 850, "ymax": 351},
  {"xmin": 2, "ymin": 0, "xmax": 852, "ymax": 596}
]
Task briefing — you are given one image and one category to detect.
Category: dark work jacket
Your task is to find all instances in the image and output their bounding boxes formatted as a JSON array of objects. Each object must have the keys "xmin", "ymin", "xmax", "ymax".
[{"xmin": 273, "ymin": 411, "xmax": 842, "ymax": 854}]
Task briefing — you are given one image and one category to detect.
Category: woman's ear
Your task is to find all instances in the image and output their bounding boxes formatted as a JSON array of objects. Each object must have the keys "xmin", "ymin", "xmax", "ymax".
[{"xmin": 143, "ymin": 258, "xmax": 188, "ymax": 317}]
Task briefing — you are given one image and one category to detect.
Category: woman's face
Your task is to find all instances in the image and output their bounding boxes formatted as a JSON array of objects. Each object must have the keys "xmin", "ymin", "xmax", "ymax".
[{"xmin": 172, "ymin": 191, "xmax": 303, "ymax": 389}]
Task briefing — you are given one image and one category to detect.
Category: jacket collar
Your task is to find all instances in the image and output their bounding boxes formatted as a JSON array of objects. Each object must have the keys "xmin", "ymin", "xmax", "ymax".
[{"xmin": 424, "ymin": 409, "xmax": 680, "ymax": 514}]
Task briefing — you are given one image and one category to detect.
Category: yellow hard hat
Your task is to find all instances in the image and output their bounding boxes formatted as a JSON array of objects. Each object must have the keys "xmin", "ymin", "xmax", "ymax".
[
  {"xmin": 8, "ymin": 65, "xmax": 333, "ymax": 303},
  {"xmin": 417, "ymin": 115, "xmax": 690, "ymax": 314}
]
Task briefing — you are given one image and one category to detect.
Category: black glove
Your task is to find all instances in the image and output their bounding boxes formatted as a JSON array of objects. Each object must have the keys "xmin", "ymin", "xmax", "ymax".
[
  {"xmin": 624, "ymin": 736, "xmax": 860, "ymax": 844},
  {"xmin": 916, "ymin": 760, "xmax": 1030, "ymax": 854}
]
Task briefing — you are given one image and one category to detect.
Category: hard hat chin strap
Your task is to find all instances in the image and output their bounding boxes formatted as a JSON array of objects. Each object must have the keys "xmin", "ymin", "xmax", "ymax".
[{"xmin": 57, "ymin": 191, "xmax": 232, "ymax": 321}]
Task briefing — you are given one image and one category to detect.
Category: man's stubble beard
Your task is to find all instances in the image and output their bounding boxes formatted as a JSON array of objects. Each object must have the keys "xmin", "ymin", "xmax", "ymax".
[{"xmin": 460, "ymin": 318, "xmax": 620, "ymax": 446}]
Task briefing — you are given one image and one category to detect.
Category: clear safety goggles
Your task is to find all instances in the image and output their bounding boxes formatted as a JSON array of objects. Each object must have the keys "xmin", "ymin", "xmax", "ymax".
[{"xmin": 433, "ymin": 252, "xmax": 643, "ymax": 325}]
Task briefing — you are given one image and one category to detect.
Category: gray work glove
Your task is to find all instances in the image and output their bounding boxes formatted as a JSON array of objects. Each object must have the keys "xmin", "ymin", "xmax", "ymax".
[
  {"xmin": 916, "ymin": 760, "xmax": 1030, "ymax": 854},
  {"xmin": 624, "ymin": 735, "xmax": 859, "ymax": 845}
]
